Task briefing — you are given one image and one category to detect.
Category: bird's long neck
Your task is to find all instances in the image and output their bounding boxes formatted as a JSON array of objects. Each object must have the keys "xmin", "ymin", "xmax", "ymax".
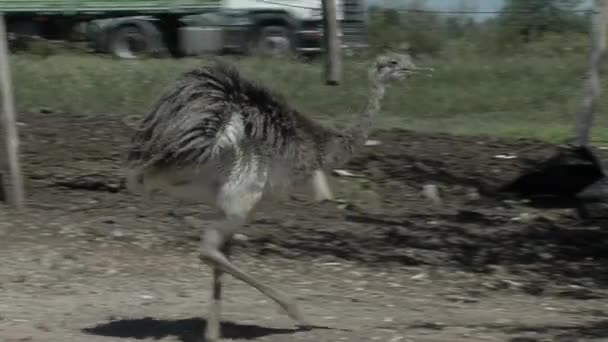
[
  {"xmin": 320, "ymin": 77, "xmax": 387, "ymax": 169},
  {"xmin": 348, "ymin": 79, "xmax": 386, "ymax": 146}
]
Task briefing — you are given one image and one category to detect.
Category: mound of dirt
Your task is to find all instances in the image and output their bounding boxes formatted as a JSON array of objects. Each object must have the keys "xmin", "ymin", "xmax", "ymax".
[
  {"xmin": 347, "ymin": 129, "xmax": 558, "ymax": 195},
  {"xmin": 6, "ymin": 111, "xmax": 608, "ymax": 286},
  {"xmin": 5, "ymin": 112, "xmax": 608, "ymax": 342}
]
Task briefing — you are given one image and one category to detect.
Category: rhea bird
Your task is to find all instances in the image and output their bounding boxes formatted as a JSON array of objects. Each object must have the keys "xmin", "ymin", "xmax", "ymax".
[{"xmin": 126, "ymin": 52, "xmax": 430, "ymax": 341}]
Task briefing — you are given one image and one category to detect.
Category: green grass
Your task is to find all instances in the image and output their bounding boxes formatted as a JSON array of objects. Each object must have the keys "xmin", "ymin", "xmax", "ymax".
[{"xmin": 9, "ymin": 42, "xmax": 608, "ymax": 143}]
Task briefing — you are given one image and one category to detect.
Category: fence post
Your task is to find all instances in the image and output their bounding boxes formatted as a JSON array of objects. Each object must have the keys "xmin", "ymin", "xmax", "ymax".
[
  {"xmin": 0, "ymin": 14, "xmax": 25, "ymax": 209},
  {"xmin": 322, "ymin": 0, "xmax": 342, "ymax": 85},
  {"xmin": 573, "ymin": 0, "xmax": 608, "ymax": 146}
]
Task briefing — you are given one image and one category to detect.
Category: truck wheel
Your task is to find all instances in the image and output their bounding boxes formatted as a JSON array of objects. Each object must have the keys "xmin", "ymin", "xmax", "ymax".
[
  {"xmin": 7, "ymin": 21, "xmax": 40, "ymax": 51},
  {"xmin": 108, "ymin": 21, "xmax": 165, "ymax": 59},
  {"xmin": 254, "ymin": 25, "xmax": 293, "ymax": 57},
  {"xmin": 109, "ymin": 25, "xmax": 150, "ymax": 59}
]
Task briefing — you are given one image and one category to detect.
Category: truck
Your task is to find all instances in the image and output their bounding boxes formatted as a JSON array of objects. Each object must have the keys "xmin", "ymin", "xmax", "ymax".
[{"xmin": 0, "ymin": 0, "xmax": 368, "ymax": 59}]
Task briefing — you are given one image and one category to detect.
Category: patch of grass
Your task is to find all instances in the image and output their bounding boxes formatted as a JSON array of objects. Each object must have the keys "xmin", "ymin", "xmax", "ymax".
[{"xmin": 9, "ymin": 45, "xmax": 608, "ymax": 143}]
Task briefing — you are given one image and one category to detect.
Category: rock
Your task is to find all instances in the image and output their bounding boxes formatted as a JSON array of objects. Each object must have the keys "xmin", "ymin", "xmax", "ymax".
[
  {"xmin": 35, "ymin": 323, "xmax": 51, "ymax": 332},
  {"xmin": 332, "ymin": 169, "xmax": 363, "ymax": 178},
  {"xmin": 444, "ymin": 295, "xmax": 479, "ymax": 303},
  {"xmin": 39, "ymin": 251, "xmax": 62, "ymax": 270},
  {"xmin": 465, "ymin": 188, "xmax": 481, "ymax": 202},
  {"xmin": 100, "ymin": 217, "xmax": 115, "ymax": 224},
  {"xmin": 499, "ymin": 279, "xmax": 523, "ymax": 289},
  {"xmin": 12, "ymin": 274, "xmax": 27, "ymax": 283},
  {"xmin": 522, "ymin": 282, "xmax": 545, "ymax": 296},
  {"xmin": 234, "ymin": 233, "xmax": 249, "ymax": 242},
  {"xmin": 576, "ymin": 177, "xmax": 608, "ymax": 219},
  {"xmin": 511, "ymin": 334, "xmax": 541, "ymax": 342},
  {"xmin": 111, "ymin": 230, "xmax": 125, "ymax": 238},
  {"xmin": 411, "ymin": 272, "xmax": 427, "ymax": 281},
  {"xmin": 421, "ymin": 184, "xmax": 442, "ymax": 205},
  {"xmin": 557, "ymin": 285, "xmax": 602, "ymax": 299},
  {"xmin": 105, "ymin": 268, "xmax": 119, "ymax": 276},
  {"xmin": 500, "ymin": 144, "xmax": 604, "ymax": 199},
  {"xmin": 577, "ymin": 199, "xmax": 608, "ymax": 220},
  {"xmin": 577, "ymin": 176, "xmax": 608, "ymax": 201},
  {"xmin": 59, "ymin": 225, "xmax": 77, "ymax": 235},
  {"xmin": 511, "ymin": 212, "xmax": 532, "ymax": 223}
]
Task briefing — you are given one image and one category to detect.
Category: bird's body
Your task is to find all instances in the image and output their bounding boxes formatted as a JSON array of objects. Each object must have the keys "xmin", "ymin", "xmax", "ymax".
[
  {"xmin": 127, "ymin": 62, "xmax": 347, "ymax": 206},
  {"xmin": 126, "ymin": 53, "xmax": 429, "ymax": 342}
]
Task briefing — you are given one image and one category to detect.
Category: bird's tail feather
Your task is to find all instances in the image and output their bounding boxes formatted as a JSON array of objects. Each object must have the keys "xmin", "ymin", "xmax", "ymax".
[{"xmin": 211, "ymin": 113, "xmax": 245, "ymax": 158}]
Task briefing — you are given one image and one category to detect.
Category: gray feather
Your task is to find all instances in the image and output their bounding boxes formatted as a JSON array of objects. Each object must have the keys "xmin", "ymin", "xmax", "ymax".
[{"xmin": 127, "ymin": 61, "xmax": 338, "ymax": 186}]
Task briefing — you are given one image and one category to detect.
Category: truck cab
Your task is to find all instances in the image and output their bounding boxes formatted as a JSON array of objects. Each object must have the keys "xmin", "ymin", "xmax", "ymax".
[
  {"xmin": 221, "ymin": 0, "xmax": 331, "ymax": 56},
  {"xmin": 198, "ymin": 0, "xmax": 367, "ymax": 57}
]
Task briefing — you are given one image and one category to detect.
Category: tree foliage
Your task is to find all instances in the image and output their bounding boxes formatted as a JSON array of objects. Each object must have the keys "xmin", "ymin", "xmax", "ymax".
[
  {"xmin": 368, "ymin": 1, "xmax": 444, "ymax": 56},
  {"xmin": 366, "ymin": 0, "xmax": 591, "ymax": 56},
  {"xmin": 497, "ymin": 0, "xmax": 590, "ymax": 43}
]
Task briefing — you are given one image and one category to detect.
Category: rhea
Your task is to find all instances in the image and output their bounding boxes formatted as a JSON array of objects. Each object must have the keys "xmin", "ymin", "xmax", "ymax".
[{"xmin": 126, "ymin": 53, "xmax": 429, "ymax": 341}]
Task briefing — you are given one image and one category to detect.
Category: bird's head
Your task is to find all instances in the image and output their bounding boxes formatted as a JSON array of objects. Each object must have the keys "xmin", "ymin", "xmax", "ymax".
[{"xmin": 369, "ymin": 52, "xmax": 432, "ymax": 85}]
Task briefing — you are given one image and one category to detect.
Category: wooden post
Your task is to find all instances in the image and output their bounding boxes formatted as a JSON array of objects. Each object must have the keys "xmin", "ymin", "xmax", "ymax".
[
  {"xmin": 0, "ymin": 14, "xmax": 25, "ymax": 209},
  {"xmin": 313, "ymin": 0, "xmax": 341, "ymax": 200},
  {"xmin": 573, "ymin": 0, "xmax": 608, "ymax": 146},
  {"xmin": 322, "ymin": 0, "xmax": 341, "ymax": 85}
]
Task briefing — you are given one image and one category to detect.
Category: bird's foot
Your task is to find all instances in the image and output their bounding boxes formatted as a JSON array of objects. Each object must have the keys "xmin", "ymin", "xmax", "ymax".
[
  {"xmin": 283, "ymin": 302, "xmax": 312, "ymax": 329},
  {"xmin": 205, "ymin": 316, "xmax": 221, "ymax": 342},
  {"xmin": 204, "ymin": 330, "xmax": 221, "ymax": 342}
]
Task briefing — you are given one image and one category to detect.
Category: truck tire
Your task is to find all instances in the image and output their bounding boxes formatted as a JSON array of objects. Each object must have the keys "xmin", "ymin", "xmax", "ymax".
[
  {"xmin": 7, "ymin": 21, "xmax": 40, "ymax": 51},
  {"xmin": 253, "ymin": 25, "xmax": 293, "ymax": 57},
  {"xmin": 108, "ymin": 21, "xmax": 165, "ymax": 59}
]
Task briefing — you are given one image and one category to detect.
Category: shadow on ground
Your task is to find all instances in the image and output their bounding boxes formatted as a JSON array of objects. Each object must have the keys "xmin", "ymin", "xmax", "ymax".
[
  {"xmin": 496, "ymin": 319, "xmax": 608, "ymax": 341},
  {"xmin": 83, "ymin": 317, "xmax": 303, "ymax": 342},
  {"xmin": 18, "ymin": 113, "xmax": 608, "ymax": 288},
  {"xmin": 246, "ymin": 209, "xmax": 608, "ymax": 286},
  {"xmin": 407, "ymin": 320, "xmax": 608, "ymax": 341}
]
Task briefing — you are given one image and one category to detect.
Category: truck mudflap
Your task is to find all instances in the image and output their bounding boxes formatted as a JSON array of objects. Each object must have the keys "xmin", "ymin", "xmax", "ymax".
[
  {"xmin": 296, "ymin": 23, "xmax": 353, "ymax": 53},
  {"xmin": 294, "ymin": 27, "xmax": 322, "ymax": 53},
  {"xmin": 293, "ymin": 19, "xmax": 323, "ymax": 54}
]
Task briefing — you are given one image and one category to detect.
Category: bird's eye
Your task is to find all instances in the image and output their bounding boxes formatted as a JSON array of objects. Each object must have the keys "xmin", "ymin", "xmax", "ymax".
[{"xmin": 389, "ymin": 60, "xmax": 398, "ymax": 66}]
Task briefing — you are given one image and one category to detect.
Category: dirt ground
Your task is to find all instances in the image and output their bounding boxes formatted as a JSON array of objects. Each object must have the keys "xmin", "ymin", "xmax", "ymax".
[{"xmin": 2, "ymin": 112, "xmax": 608, "ymax": 342}]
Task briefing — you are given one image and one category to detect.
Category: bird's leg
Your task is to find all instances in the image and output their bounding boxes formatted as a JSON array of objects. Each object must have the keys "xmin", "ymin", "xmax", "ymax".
[
  {"xmin": 199, "ymin": 215, "xmax": 311, "ymax": 329},
  {"xmin": 206, "ymin": 267, "xmax": 223, "ymax": 341},
  {"xmin": 312, "ymin": 169, "xmax": 333, "ymax": 202},
  {"xmin": 206, "ymin": 240, "xmax": 232, "ymax": 342}
]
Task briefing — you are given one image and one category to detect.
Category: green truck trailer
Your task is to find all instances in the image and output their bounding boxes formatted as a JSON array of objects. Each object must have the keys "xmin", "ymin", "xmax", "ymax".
[
  {"xmin": 0, "ymin": 0, "xmax": 368, "ymax": 58},
  {"xmin": 0, "ymin": 0, "xmax": 219, "ymax": 13}
]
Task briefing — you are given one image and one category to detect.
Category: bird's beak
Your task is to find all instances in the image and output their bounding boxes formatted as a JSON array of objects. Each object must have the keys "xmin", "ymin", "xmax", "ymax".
[
  {"xmin": 398, "ymin": 66, "xmax": 434, "ymax": 77},
  {"xmin": 410, "ymin": 66, "xmax": 434, "ymax": 75}
]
